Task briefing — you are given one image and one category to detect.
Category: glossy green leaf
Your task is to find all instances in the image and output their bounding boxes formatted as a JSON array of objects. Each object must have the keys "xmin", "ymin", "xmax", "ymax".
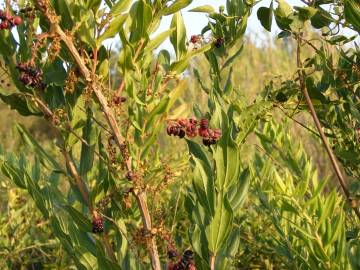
[
  {"xmin": 257, "ymin": 5, "xmax": 273, "ymax": 32},
  {"xmin": 97, "ymin": 15, "xmax": 127, "ymax": 46},
  {"xmin": 16, "ymin": 124, "xmax": 64, "ymax": 173},
  {"xmin": 160, "ymin": 0, "xmax": 193, "ymax": 16},
  {"xmin": 145, "ymin": 28, "xmax": 175, "ymax": 53},
  {"xmin": 189, "ymin": 5, "xmax": 215, "ymax": 13},
  {"xmin": 206, "ymin": 195, "xmax": 233, "ymax": 254},
  {"xmin": 170, "ymin": 12, "xmax": 187, "ymax": 60}
]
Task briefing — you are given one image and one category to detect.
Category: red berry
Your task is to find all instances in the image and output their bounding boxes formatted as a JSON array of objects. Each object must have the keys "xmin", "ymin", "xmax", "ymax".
[
  {"xmin": 190, "ymin": 35, "xmax": 200, "ymax": 44},
  {"xmin": 0, "ymin": 20, "xmax": 9, "ymax": 29},
  {"xmin": 211, "ymin": 129, "xmax": 222, "ymax": 140},
  {"xmin": 199, "ymin": 118, "xmax": 209, "ymax": 129},
  {"xmin": 198, "ymin": 127, "xmax": 209, "ymax": 138},
  {"xmin": 178, "ymin": 119, "xmax": 187, "ymax": 127},
  {"xmin": 12, "ymin": 16, "xmax": 22, "ymax": 26}
]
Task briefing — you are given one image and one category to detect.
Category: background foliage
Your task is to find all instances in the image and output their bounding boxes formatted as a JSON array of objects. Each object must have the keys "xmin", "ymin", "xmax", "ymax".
[{"xmin": 0, "ymin": 0, "xmax": 359, "ymax": 269}]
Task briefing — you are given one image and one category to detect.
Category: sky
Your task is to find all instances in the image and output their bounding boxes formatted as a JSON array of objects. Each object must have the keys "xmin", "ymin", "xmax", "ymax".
[
  {"xmin": 0, "ymin": 0, "xmax": 357, "ymax": 51},
  {"xmin": 154, "ymin": 0, "xmax": 306, "ymax": 50}
]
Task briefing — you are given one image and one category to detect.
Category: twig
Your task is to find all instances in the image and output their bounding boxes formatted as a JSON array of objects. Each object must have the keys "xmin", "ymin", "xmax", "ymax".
[
  {"xmin": 296, "ymin": 34, "xmax": 360, "ymax": 220},
  {"xmin": 210, "ymin": 254, "xmax": 216, "ymax": 270},
  {"xmin": 275, "ymin": 104, "xmax": 320, "ymax": 138}
]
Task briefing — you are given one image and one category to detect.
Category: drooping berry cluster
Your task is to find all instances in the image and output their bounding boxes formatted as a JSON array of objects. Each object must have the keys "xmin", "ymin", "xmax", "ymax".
[
  {"xmin": 168, "ymin": 250, "xmax": 196, "ymax": 270},
  {"xmin": 92, "ymin": 215, "xmax": 104, "ymax": 234},
  {"xmin": 0, "ymin": 10, "xmax": 22, "ymax": 30},
  {"xmin": 167, "ymin": 118, "xmax": 221, "ymax": 146},
  {"xmin": 16, "ymin": 63, "xmax": 44, "ymax": 89}
]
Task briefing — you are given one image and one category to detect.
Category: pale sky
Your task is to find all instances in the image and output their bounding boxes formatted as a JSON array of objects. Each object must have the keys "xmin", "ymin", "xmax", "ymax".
[{"xmin": 0, "ymin": 0, "xmax": 357, "ymax": 51}]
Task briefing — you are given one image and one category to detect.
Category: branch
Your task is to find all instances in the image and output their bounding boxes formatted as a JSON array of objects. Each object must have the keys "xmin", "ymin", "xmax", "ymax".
[
  {"xmin": 296, "ymin": 35, "xmax": 360, "ymax": 220},
  {"xmin": 38, "ymin": 5, "xmax": 161, "ymax": 269},
  {"xmin": 28, "ymin": 94, "xmax": 119, "ymax": 260}
]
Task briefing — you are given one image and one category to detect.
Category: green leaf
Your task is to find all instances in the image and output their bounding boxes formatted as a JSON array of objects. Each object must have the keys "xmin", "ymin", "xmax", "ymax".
[
  {"xmin": 206, "ymin": 195, "xmax": 233, "ymax": 254},
  {"xmin": 86, "ymin": 0, "xmax": 102, "ymax": 10},
  {"xmin": 145, "ymin": 28, "xmax": 175, "ymax": 53},
  {"xmin": 129, "ymin": 0, "xmax": 153, "ymax": 43},
  {"xmin": 0, "ymin": 92, "xmax": 41, "ymax": 116},
  {"xmin": 186, "ymin": 140, "xmax": 212, "ymax": 170},
  {"xmin": 145, "ymin": 97, "xmax": 169, "ymax": 132},
  {"xmin": 66, "ymin": 205, "xmax": 93, "ymax": 232},
  {"xmin": 1, "ymin": 162, "xmax": 26, "ymax": 188},
  {"xmin": 310, "ymin": 8, "xmax": 333, "ymax": 29},
  {"xmin": 110, "ymin": 0, "xmax": 132, "ymax": 15},
  {"xmin": 50, "ymin": 0, "xmax": 74, "ymax": 29},
  {"xmin": 79, "ymin": 110, "xmax": 96, "ymax": 176},
  {"xmin": 189, "ymin": 5, "xmax": 215, "ymax": 13},
  {"xmin": 193, "ymin": 157, "xmax": 215, "ymax": 216},
  {"xmin": 167, "ymin": 79, "xmax": 187, "ymax": 110},
  {"xmin": 277, "ymin": 30, "xmax": 291, "ymax": 38},
  {"xmin": 170, "ymin": 12, "xmax": 187, "ymax": 60},
  {"xmin": 170, "ymin": 43, "xmax": 212, "ymax": 74},
  {"xmin": 160, "ymin": 0, "xmax": 193, "ymax": 16},
  {"xmin": 294, "ymin": 6, "xmax": 317, "ymax": 21},
  {"xmin": 344, "ymin": 0, "xmax": 360, "ymax": 33},
  {"xmin": 274, "ymin": 0, "xmax": 293, "ymax": 30},
  {"xmin": 97, "ymin": 15, "xmax": 127, "ymax": 46},
  {"xmin": 79, "ymin": 21, "xmax": 96, "ymax": 48},
  {"xmin": 214, "ymin": 129, "xmax": 240, "ymax": 191},
  {"xmin": 222, "ymin": 44, "xmax": 244, "ymax": 69},
  {"xmin": 227, "ymin": 168, "xmax": 250, "ymax": 211},
  {"xmin": 16, "ymin": 124, "xmax": 64, "ymax": 173},
  {"xmin": 257, "ymin": 6, "xmax": 273, "ymax": 32},
  {"xmin": 276, "ymin": 0, "xmax": 293, "ymax": 17}
]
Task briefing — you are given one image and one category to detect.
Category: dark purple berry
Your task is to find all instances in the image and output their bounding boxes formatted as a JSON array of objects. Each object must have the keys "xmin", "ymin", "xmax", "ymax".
[
  {"xmin": 113, "ymin": 96, "xmax": 126, "ymax": 105},
  {"xmin": 178, "ymin": 129, "xmax": 186, "ymax": 138},
  {"xmin": 92, "ymin": 216, "xmax": 104, "ymax": 233},
  {"xmin": 182, "ymin": 250, "xmax": 193, "ymax": 261},
  {"xmin": 214, "ymin": 37, "xmax": 224, "ymax": 48},
  {"xmin": 168, "ymin": 249, "xmax": 178, "ymax": 259}
]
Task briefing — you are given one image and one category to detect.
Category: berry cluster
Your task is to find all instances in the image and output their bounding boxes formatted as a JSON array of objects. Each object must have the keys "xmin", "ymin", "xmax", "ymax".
[
  {"xmin": 0, "ymin": 10, "xmax": 22, "ymax": 29},
  {"xmin": 112, "ymin": 95, "xmax": 127, "ymax": 105},
  {"xmin": 190, "ymin": 35, "xmax": 202, "ymax": 44},
  {"xmin": 92, "ymin": 215, "xmax": 104, "ymax": 234},
  {"xmin": 167, "ymin": 118, "xmax": 221, "ymax": 146},
  {"xmin": 168, "ymin": 250, "xmax": 196, "ymax": 270},
  {"xmin": 16, "ymin": 63, "xmax": 44, "ymax": 89}
]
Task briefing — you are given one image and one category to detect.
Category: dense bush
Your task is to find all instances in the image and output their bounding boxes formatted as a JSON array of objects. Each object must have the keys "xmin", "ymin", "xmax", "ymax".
[{"xmin": 0, "ymin": 0, "xmax": 359, "ymax": 269}]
